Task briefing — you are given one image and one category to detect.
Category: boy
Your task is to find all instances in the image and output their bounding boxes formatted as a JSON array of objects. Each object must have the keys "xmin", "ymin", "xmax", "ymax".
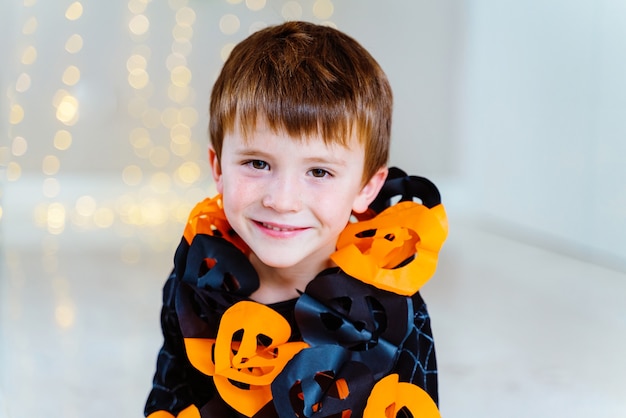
[{"xmin": 145, "ymin": 21, "xmax": 447, "ymax": 418}]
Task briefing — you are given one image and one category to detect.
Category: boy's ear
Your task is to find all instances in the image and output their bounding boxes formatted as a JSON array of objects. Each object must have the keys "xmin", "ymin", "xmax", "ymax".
[
  {"xmin": 352, "ymin": 166, "xmax": 388, "ymax": 214},
  {"xmin": 208, "ymin": 147, "xmax": 224, "ymax": 194}
]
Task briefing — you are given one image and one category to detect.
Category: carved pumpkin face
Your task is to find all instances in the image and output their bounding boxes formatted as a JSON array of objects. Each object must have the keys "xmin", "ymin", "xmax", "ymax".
[
  {"xmin": 186, "ymin": 301, "xmax": 308, "ymax": 417},
  {"xmin": 363, "ymin": 374, "xmax": 440, "ymax": 418},
  {"xmin": 295, "ymin": 270, "xmax": 412, "ymax": 379},
  {"xmin": 272, "ymin": 345, "xmax": 375, "ymax": 418},
  {"xmin": 331, "ymin": 201, "xmax": 448, "ymax": 296}
]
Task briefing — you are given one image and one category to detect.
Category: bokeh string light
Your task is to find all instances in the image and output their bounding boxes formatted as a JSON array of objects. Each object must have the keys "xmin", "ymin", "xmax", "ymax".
[{"xmin": 3, "ymin": 0, "xmax": 336, "ymax": 254}]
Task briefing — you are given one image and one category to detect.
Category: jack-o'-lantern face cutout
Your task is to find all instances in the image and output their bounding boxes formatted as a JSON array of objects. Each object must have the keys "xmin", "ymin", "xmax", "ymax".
[
  {"xmin": 206, "ymin": 301, "xmax": 308, "ymax": 417},
  {"xmin": 183, "ymin": 195, "xmax": 248, "ymax": 253},
  {"xmin": 363, "ymin": 374, "xmax": 440, "ymax": 418},
  {"xmin": 331, "ymin": 201, "xmax": 448, "ymax": 296},
  {"xmin": 180, "ymin": 234, "xmax": 259, "ymax": 295},
  {"xmin": 295, "ymin": 271, "xmax": 412, "ymax": 379},
  {"xmin": 272, "ymin": 346, "xmax": 375, "ymax": 418}
]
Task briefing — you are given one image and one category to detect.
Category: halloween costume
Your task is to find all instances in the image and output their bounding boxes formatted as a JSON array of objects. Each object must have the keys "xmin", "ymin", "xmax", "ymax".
[{"xmin": 145, "ymin": 168, "xmax": 448, "ymax": 418}]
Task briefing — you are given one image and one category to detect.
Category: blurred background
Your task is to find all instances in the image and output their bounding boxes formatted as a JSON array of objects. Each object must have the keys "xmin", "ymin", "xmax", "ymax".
[{"xmin": 1, "ymin": 0, "xmax": 625, "ymax": 417}]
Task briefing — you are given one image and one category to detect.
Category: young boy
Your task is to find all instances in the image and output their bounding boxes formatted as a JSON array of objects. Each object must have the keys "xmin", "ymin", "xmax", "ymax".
[{"xmin": 145, "ymin": 21, "xmax": 448, "ymax": 418}]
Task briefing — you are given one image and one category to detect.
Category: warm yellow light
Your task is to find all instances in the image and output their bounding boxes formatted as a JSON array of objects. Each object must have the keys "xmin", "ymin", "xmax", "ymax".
[
  {"xmin": 166, "ymin": 53, "xmax": 187, "ymax": 72},
  {"xmin": 76, "ymin": 195, "xmax": 97, "ymax": 217},
  {"xmin": 171, "ymin": 40, "xmax": 192, "ymax": 57},
  {"xmin": 282, "ymin": 1, "xmax": 303, "ymax": 20},
  {"xmin": 128, "ymin": 0, "xmax": 147, "ymax": 14},
  {"xmin": 179, "ymin": 106, "xmax": 198, "ymax": 126},
  {"xmin": 62, "ymin": 65, "xmax": 81, "ymax": 86},
  {"xmin": 129, "ymin": 127, "xmax": 151, "ymax": 149},
  {"xmin": 129, "ymin": 14, "xmax": 150, "ymax": 35},
  {"xmin": 94, "ymin": 207, "xmax": 115, "ymax": 228},
  {"xmin": 42, "ymin": 155, "xmax": 61, "ymax": 175},
  {"xmin": 22, "ymin": 17, "xmax": 38, "ymax": 34},
  {"xmin": 128, "ymin": 68, "xmax": 149, "ymax": 89},
  {"xmin": 172, "ymin": 25, "xmax": 193, "ymax": 42},
  {"xmin": 15, "ymin": 73, "xmax": 32, "ymax": 92},
  {"xmin": 170, "ymin": 123, "xmax": 191, "ymax": 143},
  {"xmin": 55, "ymin": 304, "xmax": 75, "ymax": 328},
  {"xmin": 149, "ymin": 146, "xmax": 170, "ymax": 167},
  {"xmin": 167, "ymin": 85, "xmax": 190, "ymax": 103},
  {"xmin": 6, "ymin": 162, "xmax": 22, "ymax": 181},
  {"xmin": 56, "ymin": 94, "xmax": 79, "ymax": 125},
  {"xmin": 176, "ymin": 7, "xmax": 196, "ymax": 27},
  {"xmin": 54, "ymin": 130, "xmax": 73, "ymax": 150},
  {"xmin": 21, "ymin": 46, "xmax": 37, "ymax": 65},
  {"xmin": 246, "ymin": 0, "xmax": 266, "ymax": 11},
  {"xmin": 219, "ymin": 14, "xmax": 240, "ymax": 35},
  {"xmin": 313, "ymin": 0, "xmax": 334, "ymax": 19},
  {"xmin": 170, "ymin": 140, "xmax": 191, "ymax": 157},
  {"xmin": 65, "ymin": 2, "xmax": 83, "ymax": 20},
  {"xmin": 177, "ymin": 161, "xmax": 201, "ymax": 184},
  {"xmin": 170, "ymin": 66, "xmax": 192, "ymax": 87},
  {"xmin": 65, "ymin": 34, "xmax": 83, "ymax": 54},
  {"xmin": 220, "ymin": 43, "xmax": 235, "ymax": 62},
  {"xmin": 127, "ymin": 54, "xmax": 147, "ymax": 71},
  {"xmin": 12, "ymin": 136, "xmax": 28, "ymax": 156},
  {"xmin": 9, "ymin": 104, "xmax": 24, "ymax": 124},
  {"xmin": 47, "ymin": 202, "xmax": 66, "ymax": 234},
  {"xmin": 150, "ymin": 172, "xmax": 172, "ymax": 193}
]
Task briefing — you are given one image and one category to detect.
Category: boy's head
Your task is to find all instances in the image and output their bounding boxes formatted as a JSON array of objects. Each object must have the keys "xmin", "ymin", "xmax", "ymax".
[{"xmin": 209, "ymin": 21, "xmax": 393, "ymax": 183}]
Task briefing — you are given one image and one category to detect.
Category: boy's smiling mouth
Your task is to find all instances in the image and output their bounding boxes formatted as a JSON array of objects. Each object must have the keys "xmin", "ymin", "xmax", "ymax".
[{"xmin": 256, "ymin": 221, "xmax": 307, "ymax": 233}]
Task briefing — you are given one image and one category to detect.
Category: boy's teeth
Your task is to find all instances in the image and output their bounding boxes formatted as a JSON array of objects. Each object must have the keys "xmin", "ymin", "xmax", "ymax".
[{"xmin": 263, "ymin": 223, "xmax": 292, "ymax": 231}]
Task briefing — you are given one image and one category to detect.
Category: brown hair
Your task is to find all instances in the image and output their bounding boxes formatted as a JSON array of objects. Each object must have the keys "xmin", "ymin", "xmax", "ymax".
[{"xmin": 209, "ymin": 21, "xmax": 392, "ymax": 182}]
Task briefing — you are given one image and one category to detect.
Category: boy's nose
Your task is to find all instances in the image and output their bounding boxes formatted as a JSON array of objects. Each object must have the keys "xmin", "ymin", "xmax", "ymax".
[{"xmin": 262, "ymin": 175, "xmax": 303, "ymax": 212}]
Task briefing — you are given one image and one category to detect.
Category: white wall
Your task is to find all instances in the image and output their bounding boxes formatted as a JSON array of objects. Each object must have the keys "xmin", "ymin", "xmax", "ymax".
[{"xmin": 457, "ymin": 1, "xmax": 626, "ymax": 269}]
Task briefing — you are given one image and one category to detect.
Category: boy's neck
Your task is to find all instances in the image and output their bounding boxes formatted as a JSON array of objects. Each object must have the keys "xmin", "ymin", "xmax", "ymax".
[{"xmin": 247, "ymin": 252, "xmax": 335, "ymax": 304}]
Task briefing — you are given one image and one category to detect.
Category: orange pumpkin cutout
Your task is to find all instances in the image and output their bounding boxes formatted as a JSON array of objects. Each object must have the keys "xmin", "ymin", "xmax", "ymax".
[
  {"xmin": 363, "ymin": 374, "xmax": 440, "ymax": 418},
  {"xmin": 147, "ymin": 404, "xmax": 200, "ymax": 418},
  {"xmin": 200, "ymin": 301, "xmax": 309, "ymax": 417},
  {"xmin": 331, "ymin": 202, "xmax": 448, "ymax": 296},
  {"xmin": 183, "ymin": 195, "xmax": 248, "ymax": 253}
]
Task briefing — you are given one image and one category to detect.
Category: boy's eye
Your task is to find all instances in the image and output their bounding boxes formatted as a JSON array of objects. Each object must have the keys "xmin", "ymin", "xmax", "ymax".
[
  {"xmin": 309, "ymin": 168, "xmax": 330, "ymax": 178},
  {"xmin": 247, "ymin": 160, "xmax": 269, "ymax": 170}
]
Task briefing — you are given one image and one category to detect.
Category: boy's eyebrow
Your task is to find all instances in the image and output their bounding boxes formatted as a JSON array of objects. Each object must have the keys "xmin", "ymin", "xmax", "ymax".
[{"xmin": 234, "ymin": 147, "xmax": 349, "ymax": 166}]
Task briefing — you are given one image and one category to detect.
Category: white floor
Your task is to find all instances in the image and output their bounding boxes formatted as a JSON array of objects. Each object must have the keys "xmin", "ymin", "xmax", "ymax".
[{"xmin": 1, "ymin": 211, "xmax": 626, "ymax": 417}]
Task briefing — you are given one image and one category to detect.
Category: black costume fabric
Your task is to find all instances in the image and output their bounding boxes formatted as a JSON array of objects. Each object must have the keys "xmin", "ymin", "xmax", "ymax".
[{"xmin": 144, "ymin": 168, "xmax": 447, "ymax": 418}]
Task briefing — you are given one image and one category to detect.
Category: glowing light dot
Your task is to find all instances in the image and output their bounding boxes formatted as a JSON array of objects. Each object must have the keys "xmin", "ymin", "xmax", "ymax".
[
  {"xmin": 94, "ymin": 208, "xmax": 115, "ymax": 228},
  {"xmin": 76, "ymin": 195, "xmax": 97, "ymax": 216},
  {"xmin": 226, "ymin": 0, "xmax": 243, "ymax": 3},
  {"xmin": 122, "ymin": 165, "xmax": 143, "ymax": 186},
  {"xmin": 246, "ymin": 0, "xmax": 266, "ymax": 11},
  {"xmin": 177, "ymin": 161, "xmax": 201, "ymax": 184},
  {"xmin": 170, "ymin": 123, "xmax": 191, "ymax": 143},
  {"xmin": 172, "ymin": 25, "xmax": 193, "ymax": 42},
  {"xmin": 22, "ymin": 17, "xmax": 38, "ymax": 34},
  {"xmin": 149, "ymin": 146, "xmax": 170, "ymax": 167},
  {"xmin": 47, "ymin": 203, "xmax": 66, "ymax": 234},
  {"xmin": 220, "ymin": 43, "xmax": 236, "ymax": 62},
  {"xmin": 12, "ymin": 137, "xmax": 28, "ymax": 156},
  {"xmin": 128, "ymin": 0, "xmax": 147, "ymax": 14},
  {"xmin": 219, "ymin": 14, "xmax": 240, "ymax": 35},
  {"xmin": 179, "ymin": 106, "xmax": 198, "ymax": 126},
  {"xmin": 128, "ymin": 68, "xmax": 149, "ymax": 89},
  {"xmin": 65, "ymin": 34, "xmax": 83, "ymax": 54},
  {"xmin": 43, "ymin": 178, "xmax": 61, "ymax": 198},
  {"xmin": 56, "ymin": 95, "xmax": 79, "ymax": 125},
  {"xmin": 129, "ymin": 14, "xmax": 150, "ymax": 35},
  {"xmin": 65, "ymin": 2, "xmax": 83, "ymax": 20},
  {"xmin": 127, "ymin": 54, "xmax": 147, "ymax": 71},
  {"xmin": 176, "ymin": 7, "xmax": 196, "ymax": 27},
  {"xmin": 62, "ymin": 65, "xmax": 81, "ymax": 86},
  {"xmin": 15, "ymin": 73, "xmax": 32, "ymax": 92},
  {"xmin": 282, "ymin": 1, "xmax": 303, "ymax": 20},
  {"xmin": 0, "ymin": 206, "xmax": 3, "ymax": 222},
  {"xmin": 9, "ymin": 104, "xmax": 24, "ymax": 124},
  {"xmin": 171, "ymin": 40, "xmax": 192, "ymax": 57},
  {"xmin": 42, "ymin": 155, "xmax": 61, "ymax": 175},
  {"xmin": 171, "ymin": 66, "xmax": 192, "ymax": 87},
  {"xmin": 55, "ymin": 304, "xmax": 75, "ymax": 328},
  {"xmin": 54, "ymin": 130, "xmax": 73, "ymax": 150},
  {"xmin": 129, "ymin": 127, "xmax": 150, "ymax": 148},
  {"xmin": 313, "ymin": 0, "xmax": 334, "ymax": 19},
  {"xmin": 160, "ymin": 108, "xmax": 179, "ymax": 128},
  {"xmin": 21, "ymin": 46, "xmax": 37, "ymax": 65},
  {"xmin": 167, "ymin": 85, "xmax": 190, "ymax": 103},
  {"xmin": 6, "ymin": 162, "xmax": 21, "ymax": 181}
]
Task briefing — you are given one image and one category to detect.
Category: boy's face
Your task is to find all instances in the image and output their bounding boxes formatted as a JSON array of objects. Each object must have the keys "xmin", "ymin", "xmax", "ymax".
[{"xmin": 210, "ymin": 120, "xmax": 387, "ymax": 277}]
